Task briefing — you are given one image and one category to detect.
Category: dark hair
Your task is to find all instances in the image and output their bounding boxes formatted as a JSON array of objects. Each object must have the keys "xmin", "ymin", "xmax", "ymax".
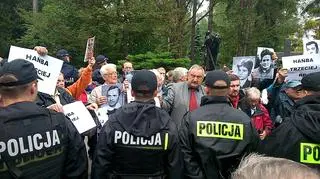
[
  {"xmin": 260, "ymin": 49, "xmax": 273, "ymax": 61},
  {"xmin": 107, "ymin": 85, "xmax": 121, "ymax": 95},
  {"xmin": 228, "ymin": 74, "xmax": 240, "ymax": 81},
  {"xmin": 237, "ymin": 60, "xmax": 253, "ymax": 74},
  {"xmin": 306, "ymin": 41, "xmax": 319, "ymax": 53}
]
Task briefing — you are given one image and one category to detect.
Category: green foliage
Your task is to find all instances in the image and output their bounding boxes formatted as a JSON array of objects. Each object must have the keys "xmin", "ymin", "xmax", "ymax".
[
  {"xmin": 212, "ymin": 0, "xmax": 299, "ymax": 67},
  {"xmin": 0, "ymin": 0, "xmax": 32, "ymax": 57},
  {"xmin": 118, "ymin": 52, "xmax": 191, "ymax": 70}
]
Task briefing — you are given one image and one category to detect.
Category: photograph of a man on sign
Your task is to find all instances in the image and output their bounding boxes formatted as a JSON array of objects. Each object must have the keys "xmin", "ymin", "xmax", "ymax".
[
  {"xmin": 232, "ymin": 56, "xmax": 255, "ymax": 89},
  {"xmin": 303, "ymin": 39, "xmax": 320, "ymax": 55},
  {"xmin": 253, "ymin": 49, "xmax": 275, "ymax": 79}
]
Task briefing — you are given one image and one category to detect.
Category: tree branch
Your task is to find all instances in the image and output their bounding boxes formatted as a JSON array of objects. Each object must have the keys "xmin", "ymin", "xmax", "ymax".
[{"xmin": 185, "ymin": 0, "xmax": 216, "ymax": 26}]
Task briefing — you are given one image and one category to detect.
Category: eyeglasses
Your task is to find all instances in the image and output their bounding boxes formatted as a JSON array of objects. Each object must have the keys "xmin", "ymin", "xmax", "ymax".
[{"xmin": 104, "ymin": 72, "xmax": 117, "ymax": 76}]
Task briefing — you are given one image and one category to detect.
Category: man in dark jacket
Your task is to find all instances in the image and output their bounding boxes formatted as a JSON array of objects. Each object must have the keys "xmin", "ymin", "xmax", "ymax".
[
  {"xmin": 179, "ymin": 70, "xmax": 259, "ymax": 179},
  {"xmin": 56, "ymin": 49, "xmax": 78, "ymax": 87},
  {"xmin": 0, "ymin": 59, "xmax": 87, "ymax": 178},
  {"xmin": 228, "ymin": 73, "xmax": 245, "ymax": 109},
  {"xmin": 257, "ymin": 72, "xmax": 320, "ymax": 170},
  {"xmin": 92, "ymin": 70, "xmax": 182, "ymax": 179}
]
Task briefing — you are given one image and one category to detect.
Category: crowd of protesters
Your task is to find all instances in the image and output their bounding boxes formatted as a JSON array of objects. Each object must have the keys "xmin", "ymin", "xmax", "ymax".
[{"xmin": 0, "ymin": 45, "xmax": 320, "ymax": 179}]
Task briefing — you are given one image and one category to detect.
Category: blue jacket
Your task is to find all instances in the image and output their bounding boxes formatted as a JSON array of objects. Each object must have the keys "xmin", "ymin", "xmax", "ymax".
[{"xmin": 61, "ymin": 62, "xmax": 78, "ymax": 87}]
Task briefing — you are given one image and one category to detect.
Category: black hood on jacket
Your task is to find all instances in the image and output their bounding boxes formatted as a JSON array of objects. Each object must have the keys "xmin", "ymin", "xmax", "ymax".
[
  {"xmin": 291, "ymin": 95, "xmax": 320, "ymax": 141},
  {"xmin": 200, "ymin": 96, "xmax": 231, "ymax": 106},
  {"xmin": 113, "ymin": 100, "xmax": 170, "ymax": 138},
  {"xmin": 0, "ymin": 101, "xmax": 47, "ymax": 122}
]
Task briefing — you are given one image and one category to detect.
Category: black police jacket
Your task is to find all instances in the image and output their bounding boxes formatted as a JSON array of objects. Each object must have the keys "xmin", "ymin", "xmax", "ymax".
[
  {"xmin": 92, "ymin": 100, "xmax": 183, "ymax": 179},
  {"xmin": 0, "ymin": 101, "xmax": 88, "ymax": 179},
  {"xmin": 179, "ymin": 96, "xmax": 259, "ymax": 179},
  {"xmin": 257, "ymin": 95, "xmax": 320, "ymax": 170},
  {"xmin": 36, "ymin": 87, "xmax": 75, "ymax": 107}
]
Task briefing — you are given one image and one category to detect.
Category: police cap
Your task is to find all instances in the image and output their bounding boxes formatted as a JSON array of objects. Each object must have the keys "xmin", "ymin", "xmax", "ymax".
[
  {"xmin": 0, "ymin": 59, "xmax": 42, "ymax": 86},
  {"xmin": 131, "ymin": 70, "xmax": 157, "ymax": 93}
]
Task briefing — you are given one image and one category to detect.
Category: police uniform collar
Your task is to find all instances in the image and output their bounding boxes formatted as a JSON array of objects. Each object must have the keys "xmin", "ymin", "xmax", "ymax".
[
  {"xmin": 134, "ymin": 99, "xmax": 156, "ymax": 105},
  {"xmin": 1, "ymin": 101, "xmax": 46, "ymax": 122},
  {"xmin": 200, "ymin": 96, "xmax": 230, "ymax": 106}
]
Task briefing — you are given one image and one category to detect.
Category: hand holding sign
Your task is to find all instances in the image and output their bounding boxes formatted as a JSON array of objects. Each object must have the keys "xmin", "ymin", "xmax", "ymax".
[
  {"xmin": 34, "ymin": 46, "xmax": 48, "ymax": 56},
  {"xmin": 88, "ymin": 56, "xmax": 96, "ymax": 68},
  {"xmin": 84, "ymin": 37, "xmax": 95, "ymax": 62},
  {"xmin": 8, "ymin": 46, "xmax": 63, "ymax": 95}
]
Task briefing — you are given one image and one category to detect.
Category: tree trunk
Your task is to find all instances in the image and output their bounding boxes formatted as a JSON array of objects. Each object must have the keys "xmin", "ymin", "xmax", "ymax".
[
  {"xmin": 190, "ymin": 0, "xmax": 197, "ymax": 64},
  {"xmin": 33, "ymin": 0, "xmax": 38, "ymax": 13},
  {"xmin": 208, "ymin": 0, "xmax": 214, "ymax": 32},
  {"xmin": 122, "ymin": 0, "xmax": 129, "ymax": 57}
]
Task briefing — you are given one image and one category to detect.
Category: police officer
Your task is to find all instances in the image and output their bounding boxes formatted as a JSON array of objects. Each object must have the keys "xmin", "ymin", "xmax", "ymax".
[
  {"xmin": 92, "ymin": 70, "xmax": 182, "ymax": 179},
  {"xmin": 257, "ymin": 72, "xmax": 320, "ymax": 170},
  {"xmin": 0, "ymin": 59, "xmax": 88, "ymax": 178},
  {"xmin": 179, "ymin": 70, "xmax": 259, "ymax": 179}
]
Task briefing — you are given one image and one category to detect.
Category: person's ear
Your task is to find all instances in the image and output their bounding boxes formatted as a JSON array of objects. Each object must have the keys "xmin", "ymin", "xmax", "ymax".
[{"xmin": 30, "ymin": 81, "xmax": 38, "ymax": 96}]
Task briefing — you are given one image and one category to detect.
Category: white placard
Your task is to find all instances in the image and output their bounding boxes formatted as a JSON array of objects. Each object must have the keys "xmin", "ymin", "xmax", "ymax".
[
  {"xmin": 127, "ymin": 85, "xmax": 135, "ymax": 103},
  {"xmin": 257, "ymin": 47, "xmax": 274, "ymax": 59},
  {"xmin": 282, "ymin": 54, "xmax": 320, "ymax": 81},
  {"xmin": 95, "ymin": 107, "xmax": 109, "ymax": 126},
  {"xmin": 232, "ymin": 56, "xmax": 255, "ymax": 88},
  {"xmin": 8, "ymin": 46, "xmax": 63, "ymax": 95},
  {"xmin": 63, "ymin": 101, "xmax": 97, "ymax": 134},
  {"xmin": 303, "ymin": 39, "xmax": 320, "ymax": 55}
]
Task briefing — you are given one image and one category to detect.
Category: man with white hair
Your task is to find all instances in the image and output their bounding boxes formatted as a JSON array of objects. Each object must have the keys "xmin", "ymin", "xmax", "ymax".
[
  {"xmin": 89, "ymin": 64, "xmax": 125, "ymax": 108},
  {"xmin": 239, "ymin": 87, "xmax": 273, "ymax": 140},
  {"xmin": 172, "ymin": 67, "xmax": 188, "ymax": 83}
]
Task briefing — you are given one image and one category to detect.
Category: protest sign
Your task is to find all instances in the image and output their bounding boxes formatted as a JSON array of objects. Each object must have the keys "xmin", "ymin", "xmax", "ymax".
[
  {"xmin": 232, "ymin": 56, "xmax": 255, "ymax": 88},
  {"xmin": 303, "ymin": 39, "xmax": 320, "ymax": 55},
  {"xmin": 8, "ymin": 46, "xmax": 63, "ymax": 95},
  {"xmin": 127, "ymin": 86, "xmax": 135, "ymax": 103},
  {"xmin": 257, "ymin": 47, "xmax": 274, "ymax": 59},
  {"xmin": 63, "ymin": 101, "xmax": 96, "ymax": 134},
  {"xmin": 84, "ymin": 36, "xmax": 95, "ymax": 62},
  {"xmin": 95, "ymin": 107, "xmax": 109, "ymax": 126},
  {"xmin": 282, "ymin": 54, "xmax": 320, "ymax": 81}
]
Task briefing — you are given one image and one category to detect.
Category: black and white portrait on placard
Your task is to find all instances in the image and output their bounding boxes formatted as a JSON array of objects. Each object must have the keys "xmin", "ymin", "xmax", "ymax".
[
  {"xmin": 232, "ymin": 56, "xmax": 255, "ymax": 89},
  {"xmin": 253, "ymin": 47, "xmax": 275, "ymax": 79},
  {"xmin": 101, "ymin": 84, "xmax": 124, "ymax": 113},
  {"xmin": 303, "ymin": 39, "xmax": 320, "ymax": 55},
  {"xmin": 106, "ymin": 85, "xmax": 122, "ymax": 110}
]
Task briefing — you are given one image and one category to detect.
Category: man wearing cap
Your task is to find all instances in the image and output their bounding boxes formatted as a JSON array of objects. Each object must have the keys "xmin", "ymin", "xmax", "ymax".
[
  {"xmin": 56, "ymin": 49, "xmax": 79, "ymax": 87},
  {"xmin": 271, "ymin": 80, "xmax": 304, "ymax": 123},
  {"xmin": 179, "ymin": 70, "xmax": 259, "ymax": 179},
  {"xmin": 0, "ymin": 59, "xmax": 88, "ymax": 178},
  {"xmin": 92, "ymin": 70, "xmax": 182, "ymax": 179},
  {"xmin": 92, "ymin": 55, "xmax": 108, "ymax": 85},
  {"xmin": 257, "ymin": 72, "xmax": 320, "ymax": 170}
]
